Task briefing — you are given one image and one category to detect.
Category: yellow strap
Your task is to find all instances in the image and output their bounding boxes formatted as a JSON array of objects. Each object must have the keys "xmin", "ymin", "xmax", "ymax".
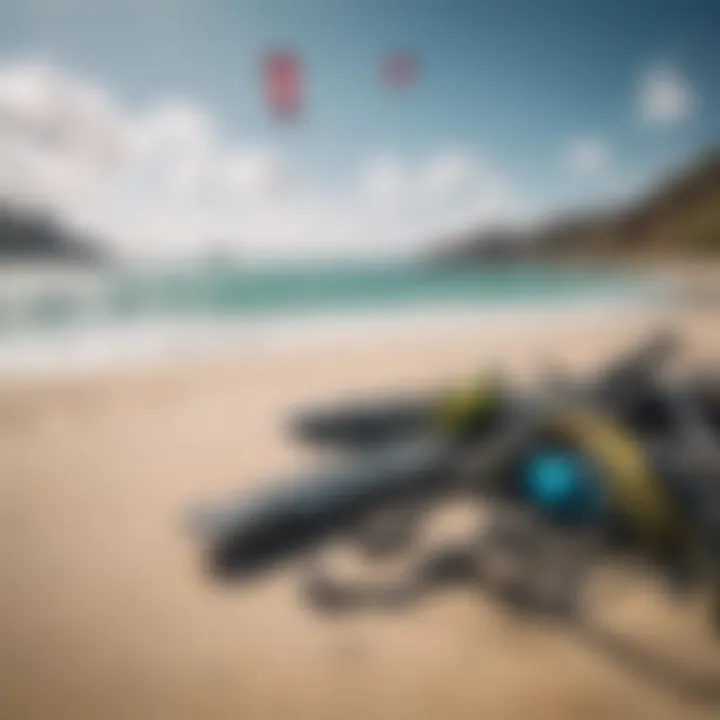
[
  {"xmin": 557, "ymin": 410, "xmax": 681, "ymax": 548},
  {"xmin": 435, "ymin": 376, "xmax": 499, "ymax": 432}
]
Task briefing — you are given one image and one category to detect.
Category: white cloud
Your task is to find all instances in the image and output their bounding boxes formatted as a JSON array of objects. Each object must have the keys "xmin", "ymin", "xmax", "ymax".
[
  {"xmin": 361, "ymin": 156, "xmax": 409, "ymax": 206},
  {"xmin": 418, "ymin": 152, "xmax": 476, "ymax": 199},
  {"xmin": 0, "ymin": 59, "xmax": 519, "ymax": 261},
  {"xmin": 362, "ymin": 151, "xmax": 510, "ymax": 206},
  {"xmin": 637, "ymin": 63, "xmax": 695, "ymax": 127},
  {"xmin": 223, "ymin": 151, "xmax": 286, "ymax": 198},
  {"xmin": 562, "ymin": 135, "xmax": 611, "ymax": 177}
]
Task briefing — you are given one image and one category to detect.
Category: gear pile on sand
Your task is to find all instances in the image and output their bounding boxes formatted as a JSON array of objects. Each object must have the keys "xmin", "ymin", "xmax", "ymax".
[{"xmin": 190, "ymin": 331, "xmax": 720, "ymax": 633}]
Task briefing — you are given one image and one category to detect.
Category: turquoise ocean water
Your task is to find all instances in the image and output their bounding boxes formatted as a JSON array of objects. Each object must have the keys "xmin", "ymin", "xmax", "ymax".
[
  {"xmin": 0, "ymin": 264, "xmax": 671, "ymax": 375},
  {"xmin": 0, "ymin": 264, "xmax": 667, "ymax": 332}
]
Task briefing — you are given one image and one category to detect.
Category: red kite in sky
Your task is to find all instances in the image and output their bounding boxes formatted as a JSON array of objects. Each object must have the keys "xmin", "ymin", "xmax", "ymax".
[
  {"xmin": 381, "ymin": 52, "xmax": 419, "ymax": 89},
  {"xmin": 263, "ymin": 50, "xmax": 302, "ymax": 120}
]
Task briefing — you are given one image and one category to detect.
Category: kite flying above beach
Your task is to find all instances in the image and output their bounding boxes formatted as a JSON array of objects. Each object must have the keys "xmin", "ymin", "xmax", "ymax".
[
  {"xmin": 262, "ymin": 50, "xmax": 302, "ymax": 120},
  {"xmin": 260, "ymin": 48, "xmax": 419, "ymax": 121}
]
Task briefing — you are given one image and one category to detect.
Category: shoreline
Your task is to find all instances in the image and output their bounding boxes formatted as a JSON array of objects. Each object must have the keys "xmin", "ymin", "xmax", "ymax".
[{"xmin": 0, "ymin": 292, "xmax": 675, "ymax": 383}]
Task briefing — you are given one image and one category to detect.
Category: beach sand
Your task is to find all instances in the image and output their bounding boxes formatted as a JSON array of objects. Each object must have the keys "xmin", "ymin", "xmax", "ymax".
[{"xmin": 2, "ymin": 303, "xmax": 720, "ymax": 720}]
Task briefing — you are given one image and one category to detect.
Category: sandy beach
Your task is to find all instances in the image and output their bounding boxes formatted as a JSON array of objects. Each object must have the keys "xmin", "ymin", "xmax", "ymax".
[{"xmin": 2, "ymin": 302, "xmax": 720, "ymax": 720}]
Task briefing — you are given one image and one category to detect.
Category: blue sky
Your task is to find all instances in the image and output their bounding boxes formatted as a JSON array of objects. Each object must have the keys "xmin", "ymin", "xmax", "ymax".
[{"xmin": 0, "ymin": 0, "xmax": 718, "ymax": 259}]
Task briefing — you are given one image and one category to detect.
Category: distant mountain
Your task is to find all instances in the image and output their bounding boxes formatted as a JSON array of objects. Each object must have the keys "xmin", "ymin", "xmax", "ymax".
[
  {"xmin": 429, "ymin": 149, "xmax": 720, "ymax": 265},
  {"xmin": 0, "ymin": 204, "xmax": 107, "ymax": 264}
]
